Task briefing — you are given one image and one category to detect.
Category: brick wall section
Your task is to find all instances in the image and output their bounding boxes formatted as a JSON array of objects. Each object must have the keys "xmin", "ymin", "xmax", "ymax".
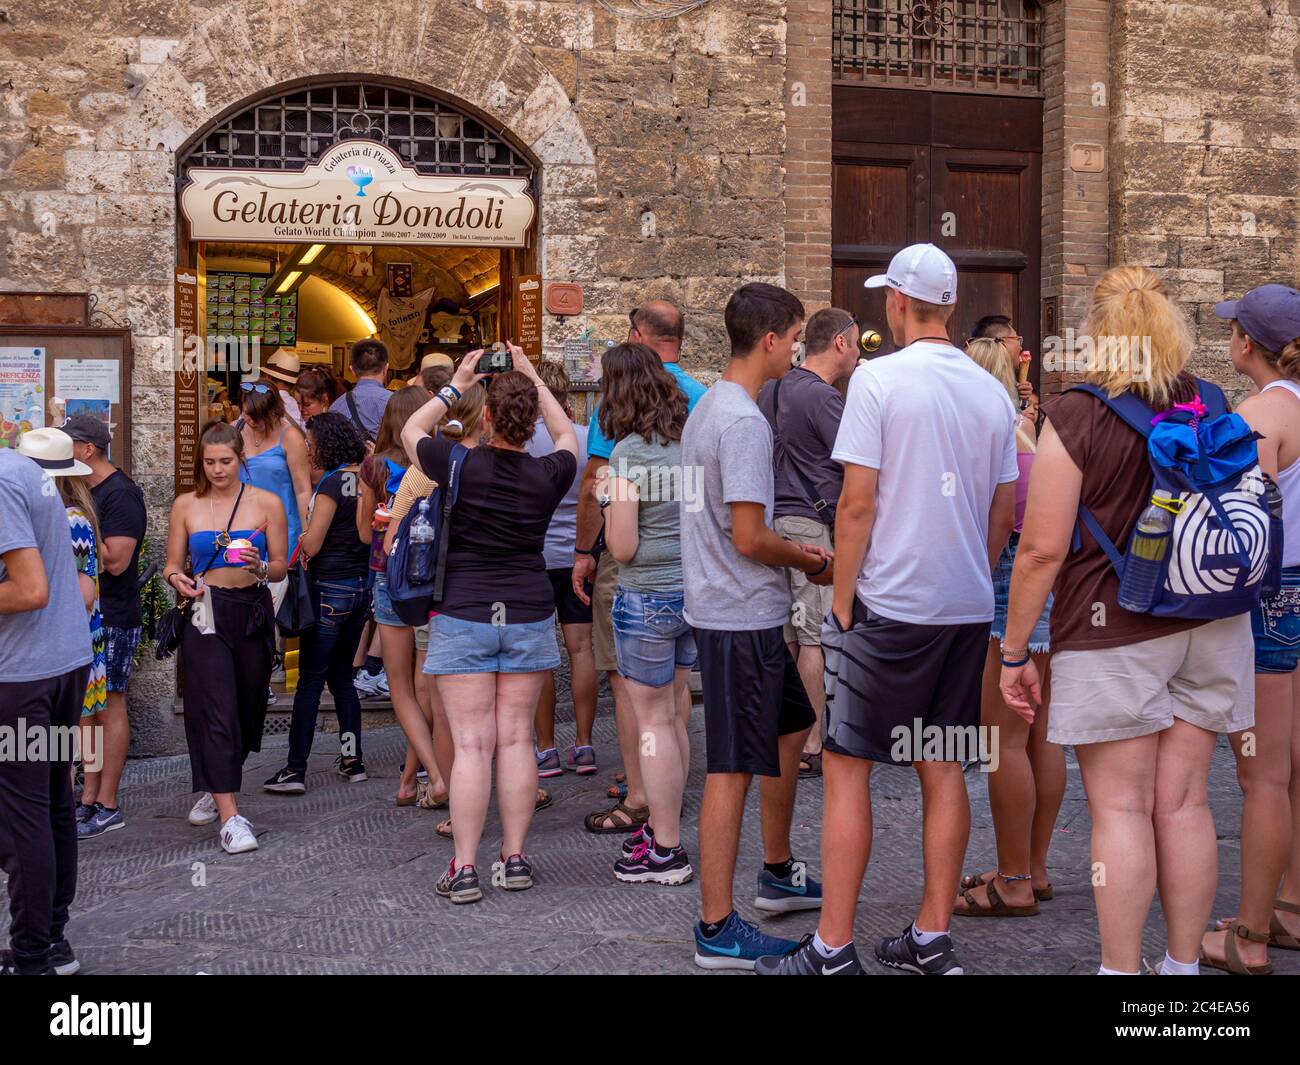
[
  {"xmin": 784, "ymin": 0, "xmax": 833, "ymax": 311},
  {"xmin": 1040, "ymin": 0, "xmax": 1113, "ymax": 399},
  {"xmin": 1111, "ymin": 0, "xmax": 1300, "ymax": 406}
]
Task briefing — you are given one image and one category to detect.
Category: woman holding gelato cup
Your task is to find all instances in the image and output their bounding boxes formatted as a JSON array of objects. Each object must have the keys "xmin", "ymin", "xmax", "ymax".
[{"xmin": 162, "ymin": 420, "xmax": 288, "ymax": 854}]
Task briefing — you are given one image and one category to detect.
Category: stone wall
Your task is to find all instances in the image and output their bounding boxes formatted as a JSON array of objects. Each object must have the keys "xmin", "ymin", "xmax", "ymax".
[
  {"xmin": 0, "ymin": 0, "xmax": 790, "ymax": 752},
  {"xmin": 1110, "ymin": 0, "xmax": 1300, "ymax": 407}
]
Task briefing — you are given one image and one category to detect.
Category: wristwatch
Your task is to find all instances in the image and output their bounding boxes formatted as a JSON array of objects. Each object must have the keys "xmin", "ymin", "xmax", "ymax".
[{"xmin": 598, "ymin": 492, "xmax": 612, "ymax": 510}]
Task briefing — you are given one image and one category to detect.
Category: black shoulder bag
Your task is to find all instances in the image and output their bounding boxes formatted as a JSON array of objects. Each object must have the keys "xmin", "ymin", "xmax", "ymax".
[
  {"xmin": 772, "ymin": 374, "xmax": 835, "ymax": 526},
  {"xmin": 155, "ymin": 484, "xmax": 245, "ymax": 659},
  {"xmin": 345, "ymin": 391, "xmax": 375, "ymax": 444}
]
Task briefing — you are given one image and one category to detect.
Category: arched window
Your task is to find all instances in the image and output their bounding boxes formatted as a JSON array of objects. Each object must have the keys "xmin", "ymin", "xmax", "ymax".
[
  {"xmin": 179, "ymin": 81, "xmax": 535, "ymax": 179},
  {"xmin": 834, "ymin": 0, "xmax": 1044, "ymax": 95}
]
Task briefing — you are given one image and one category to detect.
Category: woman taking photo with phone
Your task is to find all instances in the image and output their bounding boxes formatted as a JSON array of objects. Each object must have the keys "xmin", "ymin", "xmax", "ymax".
[
  {"xmin": 264, "ymin": 412, "xmax": 371, "ymax": 795},
  {"xmin": 597, "ymin": 344, "xmax": 696, "ymax": 885},
  {"xmin": 401, "ymin": 345, "xmax": 577, "ymax": 904},
  {"xmin": 163, "ymin": 420, "xmax": 288, "ymax": 854}
]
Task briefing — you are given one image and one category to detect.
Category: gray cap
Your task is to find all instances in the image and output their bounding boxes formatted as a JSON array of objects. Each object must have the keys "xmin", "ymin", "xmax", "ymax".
[
  {"xmin": 61, "ymin": 413, "xmax": 111, "ymax": 451},
  {"xmin": 1214, "ymin": 284, "xmax": 1300, "ymax": 353}
]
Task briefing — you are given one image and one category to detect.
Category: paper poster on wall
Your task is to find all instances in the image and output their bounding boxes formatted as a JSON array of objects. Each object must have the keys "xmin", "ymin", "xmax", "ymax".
[
  {"xmin": 0, "ymin": 345, "xmax": 45, "ymax": 448},
  {"xmin": 54, "ymin": 358, "xmax": 120, "ymax": 404}
]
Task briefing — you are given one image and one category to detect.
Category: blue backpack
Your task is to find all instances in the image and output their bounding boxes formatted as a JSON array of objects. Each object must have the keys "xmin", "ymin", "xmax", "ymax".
[
  {"xmin": 385, "ymin": 442, "xmax": 467, "ymax": 627},
  {"xmin": 1071, "ymin": 380, "xmax": 1272, "ymax": 620}
]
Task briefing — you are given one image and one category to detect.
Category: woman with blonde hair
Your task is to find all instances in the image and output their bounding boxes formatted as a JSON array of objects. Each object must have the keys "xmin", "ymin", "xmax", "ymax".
[
  {"xmin": 953, "ymin": 337, "xmax": 1064, "ymax": 917},
  {"xmin": 1200, "ymin": 285, "xmax": 1300, "ymax": 975},
  {"xmin": 1000, "ymin": 265, "xmax": 1256, "ymax": 975}
]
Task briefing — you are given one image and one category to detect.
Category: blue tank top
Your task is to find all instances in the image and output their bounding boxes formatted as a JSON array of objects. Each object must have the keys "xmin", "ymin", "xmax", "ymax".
[
  {"xmin": 240, "ymin": 426, "xmax": 302, "ymax": 551},
  {"xmin": 188, "ymin": 528, "xmax": 268, "ymax": 571}
]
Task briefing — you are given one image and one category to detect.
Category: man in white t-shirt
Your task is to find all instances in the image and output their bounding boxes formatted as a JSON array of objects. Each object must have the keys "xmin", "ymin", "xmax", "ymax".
[{"xmin": 756, "ymin": 244, "xmax": 1017, "ymax": 978}]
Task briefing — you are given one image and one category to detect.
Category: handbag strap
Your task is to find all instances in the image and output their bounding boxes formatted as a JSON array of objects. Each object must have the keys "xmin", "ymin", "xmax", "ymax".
[
  {"xmin": 345, "ymin": 390, "xmax": 373, "ymax": 442},
  {"xmin": 195, "ymin": 482, "xmax": 246, "ymax": 578}
]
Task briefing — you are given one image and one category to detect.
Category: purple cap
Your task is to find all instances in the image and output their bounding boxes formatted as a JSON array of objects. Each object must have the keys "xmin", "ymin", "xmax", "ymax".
[{"xmin": 1214, "ymin": 284, "xmax": 1300, "ymax": 353}]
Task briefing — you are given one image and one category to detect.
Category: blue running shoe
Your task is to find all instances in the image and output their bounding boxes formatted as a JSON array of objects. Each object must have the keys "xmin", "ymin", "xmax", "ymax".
[
  {"xmin": 77, "ymin": 803, "xmax": 124, "ymax": 840},
  {"xmin": 755, "ymin": 859, "xmax": 823, "ymax": 913},
  {"xmin": 693, "ymin": 912, "xmax": 799, "ymax": 971}
]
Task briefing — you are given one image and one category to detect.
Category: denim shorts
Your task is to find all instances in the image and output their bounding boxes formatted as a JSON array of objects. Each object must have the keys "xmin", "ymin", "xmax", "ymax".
[
  {"xmin": 612, "ymin": 586, "xmax": 698, "ymax": 688},
  {"xmin": 991, "ymin": 535, "xmax": 1052, "ymax": 652},
  {"xmin": 371, "ymin": 573, "xmax": 402, "ymax": 628},
  {"xmin": 422, "ymin": 612, "xmax": 560, "ymax": 675},
  {"xmin": 104, "ymin": 625, "xmax": 141, "ymax": 693},
  {"xmin": 1252, "ymin": 565, "xmax": 1300, "ymax": 674}
]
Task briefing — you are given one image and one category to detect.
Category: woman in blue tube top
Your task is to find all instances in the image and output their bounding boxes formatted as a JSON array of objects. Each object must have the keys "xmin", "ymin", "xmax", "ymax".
[
  {"xmin": 236, "ymin": 378, "xmax": 310, "ymax": 554},
  {"xmin": 162, "ymin": 419, "xmax": 288, "ymax": 856}
]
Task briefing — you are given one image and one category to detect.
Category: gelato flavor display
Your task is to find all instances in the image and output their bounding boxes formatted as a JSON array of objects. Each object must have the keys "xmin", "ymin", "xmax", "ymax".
[{"xmin": 206, "ymin": 272, "xmax": 297, "ymax": 347}]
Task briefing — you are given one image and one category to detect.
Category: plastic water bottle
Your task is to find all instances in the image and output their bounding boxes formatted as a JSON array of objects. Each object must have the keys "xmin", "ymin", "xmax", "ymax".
[
  {"xmin": 1117, "ymin": 491, "xmax": 1176, "ymax": 613},
  {"xmin": 1261, "ymin": 472, "xmax": 1284, "ymax": 597},
  {"xmin": 409, "ymin": 499, "xmax": 435, "ymax": 544}
]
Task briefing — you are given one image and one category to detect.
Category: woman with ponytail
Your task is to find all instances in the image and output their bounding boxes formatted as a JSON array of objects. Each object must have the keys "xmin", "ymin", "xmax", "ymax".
[
  {"xmin": 1200, "ymin": 285, "xmax": 1300, "ymax": 975},
  {"xmin": 1000, "ymin": 266, "xmax": 1256, "ymax": 975}
]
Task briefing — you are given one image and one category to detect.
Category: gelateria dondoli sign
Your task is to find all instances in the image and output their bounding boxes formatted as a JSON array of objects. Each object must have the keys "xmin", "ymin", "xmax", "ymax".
[{"xmin": 180, "ymin": 140, "xmax": 536, "ymax": 248}]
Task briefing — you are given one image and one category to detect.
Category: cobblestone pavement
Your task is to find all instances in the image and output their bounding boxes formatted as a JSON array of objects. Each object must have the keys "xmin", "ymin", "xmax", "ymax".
[{"xmin": 6, "ymin": 702, "xmax": 1296, "ymax": 976}]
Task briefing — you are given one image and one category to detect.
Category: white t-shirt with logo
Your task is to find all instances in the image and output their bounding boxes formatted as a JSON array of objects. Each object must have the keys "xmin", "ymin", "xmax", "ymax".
[{"xmin": 832, "ymin": 340, "xmax": 1019, "ymax": 625}]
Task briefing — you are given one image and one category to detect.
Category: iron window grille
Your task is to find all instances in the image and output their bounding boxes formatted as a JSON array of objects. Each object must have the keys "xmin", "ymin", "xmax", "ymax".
[
  {"xmin": 833, "ymin": 0, "xmax": 1044, "ymax": 96},
  {"xmin": 180, "ymin": 82, "xmax": 534, "ymax": 180}
]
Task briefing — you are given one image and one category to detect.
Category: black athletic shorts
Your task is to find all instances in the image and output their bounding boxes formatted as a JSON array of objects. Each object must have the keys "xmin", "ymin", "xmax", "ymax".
[
  {"xmin": 694, "ymin": 625, "xmax": 816, "ymax": 777},
  {"xmin": 548, "ymin": 566, "xmax": 593, "ymax": 626},
  {"xmin": 822, "ymin": 596, "xmax": 990, "ymax": 765}
]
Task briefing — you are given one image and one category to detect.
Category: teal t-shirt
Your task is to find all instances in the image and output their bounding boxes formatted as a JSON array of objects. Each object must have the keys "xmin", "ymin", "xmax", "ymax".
[{"xmin": 587, "ymin": 362, "xmax": 707, "ymax": 459}]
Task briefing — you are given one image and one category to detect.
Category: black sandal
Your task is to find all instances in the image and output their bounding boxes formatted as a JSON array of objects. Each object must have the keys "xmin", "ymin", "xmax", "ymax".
[{"xmin": 799, "ymin": 751, "xmax": 823, "ymax": 778}]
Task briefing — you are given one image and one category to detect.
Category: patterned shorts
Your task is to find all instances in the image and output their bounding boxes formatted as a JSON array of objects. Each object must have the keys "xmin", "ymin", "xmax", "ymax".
[{"xmin": 104, "ymin": 625, "xmax": 142, "ymax": 693}]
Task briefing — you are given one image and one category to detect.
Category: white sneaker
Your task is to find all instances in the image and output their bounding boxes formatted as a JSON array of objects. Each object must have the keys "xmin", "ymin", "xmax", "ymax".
[
  {"xmin": 372, "ymin": 668, "xmax": 389, "ymax": 696},
  {"xmin": 353, "ymin": 669, "xmax": 381, "ymax": 697},
  {"xmin": 219, "ymin": 814, "xmax": 259, "ymax": 854},
  {"xmin": 188, "ymin": 792, "xmax": 219, "ymax": 826}
]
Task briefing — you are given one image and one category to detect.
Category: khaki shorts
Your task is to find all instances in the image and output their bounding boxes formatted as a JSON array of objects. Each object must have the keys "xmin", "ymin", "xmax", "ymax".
[
  {"xmin": 775, "ymin": 514, "xmax": 833, "ymax": 646},
  {"xmin": 592, "ymin": 552, "xmax": 619, "ymax": 673},
  {"xmin": 414, "ymin": 623, "xmax": 429, "ymax": 654},
  {"xmin": 1048, "ymin": 613, "xmax": 1255, "ymax": 746}
]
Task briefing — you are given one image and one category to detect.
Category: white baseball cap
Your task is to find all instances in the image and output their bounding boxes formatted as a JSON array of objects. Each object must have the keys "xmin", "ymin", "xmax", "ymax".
[{"xmin": 864, "ymin": 243, "xmax": 958, "ymax": 306}]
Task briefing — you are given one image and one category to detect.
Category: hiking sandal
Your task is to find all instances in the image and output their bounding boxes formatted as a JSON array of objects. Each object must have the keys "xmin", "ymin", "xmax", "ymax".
[
  {"xmin": 1270, "ymin": 898, "xmax": 1300, "ymax": 950},
  {"xmin": 798, "ymin": 751, "xmax": 823, "ymax": 778},
  {"xmin": 1200, "ymin": 921, "xmax": 1273, "ymax": 975},
  {"xmin": 583, "ymin": 800, "xmax": 649, "ymax": 834},
  {"xmin": 954, "ymin": 875, "xmax": 1040, "ymax": 917}
]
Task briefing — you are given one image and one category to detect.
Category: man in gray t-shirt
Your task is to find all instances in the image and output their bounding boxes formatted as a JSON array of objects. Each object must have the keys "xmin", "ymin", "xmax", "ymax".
[
  {"xmin": 679, "ymin": 283, "xmax": 836, "ymax": 971},
  {"xmin": 0, "ymin": 444, "xmax": 93, "ymax": 974}
]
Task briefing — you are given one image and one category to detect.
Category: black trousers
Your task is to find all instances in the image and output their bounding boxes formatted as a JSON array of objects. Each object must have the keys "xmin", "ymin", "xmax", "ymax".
[
  {"xmin": 180, "ymin": 584, "xmax": 275, "ymax": 795},
  {"xmin": 0, "ymin": 665, "xmax": 89, "ymax": 973}
]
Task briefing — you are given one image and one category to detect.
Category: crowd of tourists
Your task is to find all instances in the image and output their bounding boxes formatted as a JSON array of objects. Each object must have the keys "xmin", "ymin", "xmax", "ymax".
[{"xmin": 2, "ymin": 245, "xmax": 1298, "ymax": 978}]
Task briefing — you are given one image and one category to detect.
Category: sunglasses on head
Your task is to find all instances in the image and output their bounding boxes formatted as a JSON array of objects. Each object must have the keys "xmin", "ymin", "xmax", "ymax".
[{"xmin": 240, "ymin": 382, "xmax": 271, "ymax": 394}]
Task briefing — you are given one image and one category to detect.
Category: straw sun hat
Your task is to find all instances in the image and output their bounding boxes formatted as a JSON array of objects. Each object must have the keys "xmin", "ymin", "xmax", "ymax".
[{"xmin": 16, "ymin": 427, "xmax": 92, "ymax": 477}]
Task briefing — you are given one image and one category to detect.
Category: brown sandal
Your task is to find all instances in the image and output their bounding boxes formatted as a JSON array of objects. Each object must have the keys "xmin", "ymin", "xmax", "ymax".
[
  {"xmin": 1200, "ymin": 922, "xmax": 1273, "ymax": 975},
  {"xmin": 1270, "ymin": 898, "xmax": 1300, "ymax": 950},
  {"xmin": 961, "ymin": 870, "xmax": 1053, "ymax": 902},
  {"xmin": 584, "ymin": 800, "xmax": 649, "ymax": 834},
  {"xmin": 416, "ymin": 780, "xmax": 448, "ymax": 810},
  {"xmin": 954, "ymin": 876, "xmax": 1040, "ymax": 917},
  {"xmin": 436, "ymin": 818, "xmax": 452, "ymax": 839}
]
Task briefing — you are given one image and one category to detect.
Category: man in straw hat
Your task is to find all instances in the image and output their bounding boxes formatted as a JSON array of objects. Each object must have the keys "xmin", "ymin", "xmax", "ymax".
[{"xmin": 0, "ymin": 428, "xmax": 94, "ymax": 975}]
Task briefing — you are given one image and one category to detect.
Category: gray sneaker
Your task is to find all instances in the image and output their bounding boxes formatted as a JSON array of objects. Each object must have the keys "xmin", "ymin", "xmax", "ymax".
[
  {"xmin": 495, "ymin": 853, "xmax": 533, "ymax": 891},
  {"xmin": 436, "ymin": 862, "xmax": 482, "ymax": 904},
  {"xmin": 566, "ymin": 744, "xmax": 597, "ymax": 776},
  {"xmin": 536, "ymin": 747, "xmax": 562, "ymax": 778},
  {"xmin": 755, "ymin": 933, "xmax": 863, "ymax": 976}
]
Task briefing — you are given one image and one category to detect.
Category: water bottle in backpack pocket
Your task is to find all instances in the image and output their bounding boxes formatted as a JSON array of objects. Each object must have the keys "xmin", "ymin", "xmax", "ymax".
[{"xmin": 1072, "ymin": 380, "xmax": 1272, "ymax": 620}]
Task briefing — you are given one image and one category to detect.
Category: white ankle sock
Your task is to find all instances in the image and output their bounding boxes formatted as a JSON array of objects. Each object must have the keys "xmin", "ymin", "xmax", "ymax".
[
  {"xmin": 812, "ymin": 931, "xmax": 846, "ymax": 958},
  {"xmin": 1097, "ymin": 964, "xmax": 1139, "ymax": 975},
  {"xmin": 910, "ymin": 922, "xmax": 944, "ymax": 946},
  {"xmin": 1158, "ymin": 951, "xmax": 1199, "ymax": 976}
]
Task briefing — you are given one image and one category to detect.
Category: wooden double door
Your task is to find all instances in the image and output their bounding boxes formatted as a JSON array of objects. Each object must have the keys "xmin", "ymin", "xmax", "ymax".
[{"xmin": 832, "ymin": 86, "xmax": 1043, "ymax": 371}]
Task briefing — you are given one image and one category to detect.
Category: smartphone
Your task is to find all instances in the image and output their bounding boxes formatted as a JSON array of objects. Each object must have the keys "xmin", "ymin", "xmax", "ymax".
[{"xmin": 476, "ymin": 346, "xmax": 511, "ymax": 375}]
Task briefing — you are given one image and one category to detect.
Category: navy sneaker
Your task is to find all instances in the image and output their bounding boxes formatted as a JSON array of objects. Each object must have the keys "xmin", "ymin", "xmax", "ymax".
[
  {"xmin": 435, "ymin": 862, "xmax": 483, "ymax": 904},
  {"xmin": 566, "ymin": 744, "xmax": 598, "ymax": 776},
  {"xmin": 614, "ymin": 841, "xmax": 693, "ymax": 886},
  {"xmin": 755, "ymin": 933, "xmax": 864, "ymax": 976},
  {"xmin": 335, "ymin": 756, "xmax": 368, "ymax": 783},
  {"xmin": 494, "ymin": 853, "xmax": 534, "ymax": 891},
  {"xmin": 755, "ymin": 859, "xmax": 823, "ymax": 913},
  {"xmin": 535, "ymin": 747, "xmax": 563, "ymax": 778},
  {"xmin": 76, "ymin": 804, "xmax": 124, "ymax": 840},
  {"xmin": 874, "ymin": 925, "xmax": 964, "ymax": 975},
  {"xmin": 693, "ymin": 912, "xmax": 799, "ymax": 971},
  {"xmin": 0, "ymin": 950, "xmax": 56, "ymax": 976},
  {"xmin": 74, "ymin": 802, "xmax": 96, "ymax": 823}
]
